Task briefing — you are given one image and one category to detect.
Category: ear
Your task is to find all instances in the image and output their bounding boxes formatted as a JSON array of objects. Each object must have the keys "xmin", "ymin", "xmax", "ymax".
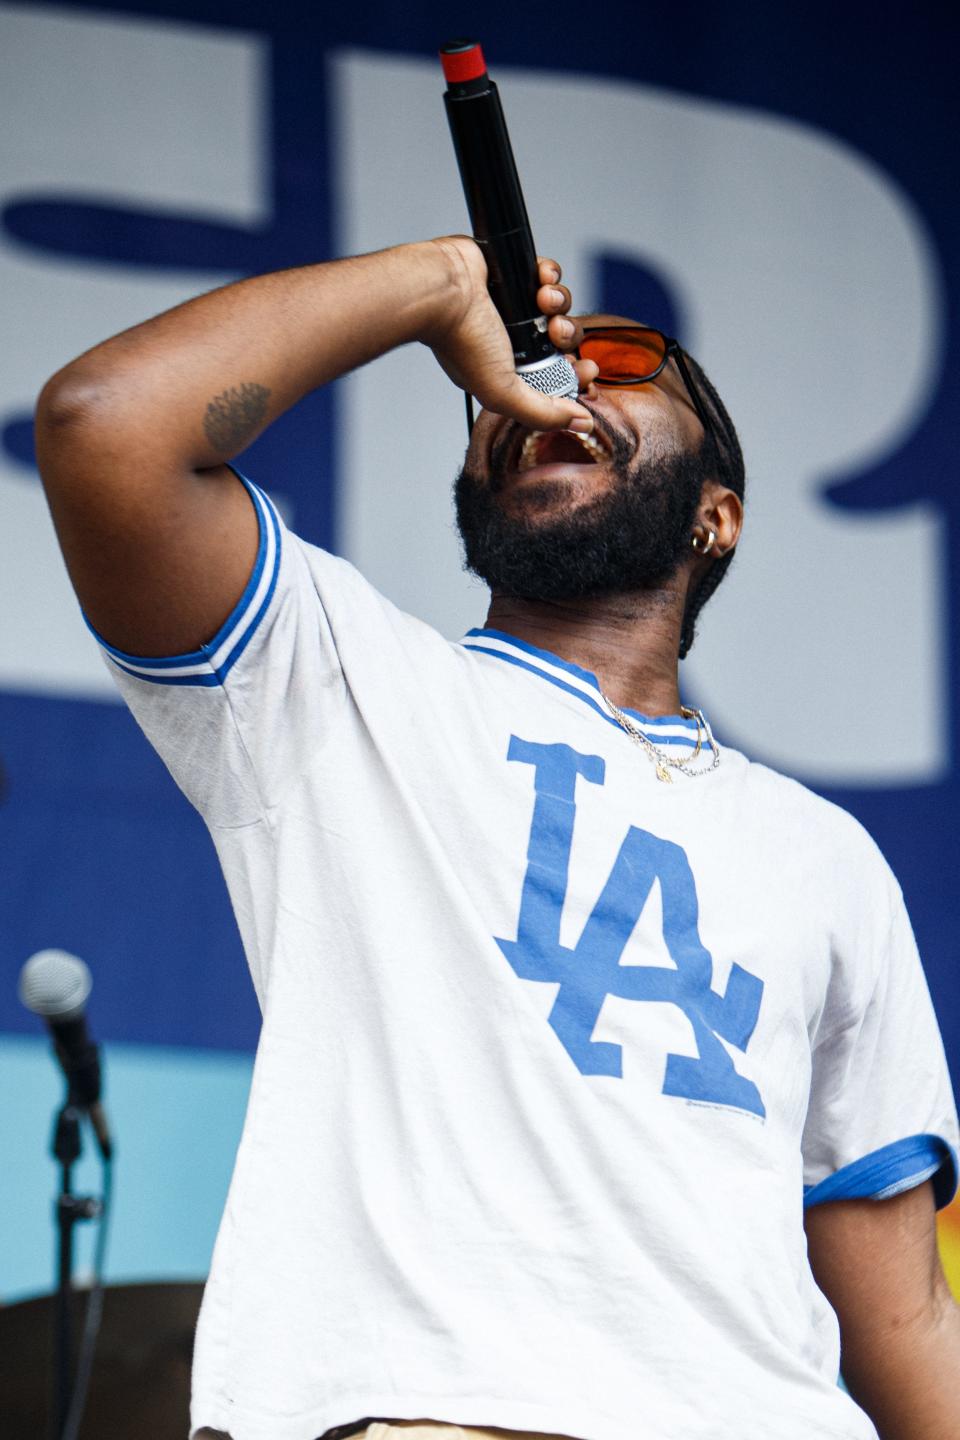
[{"xmin": 696, "ymin": 483, "xmax": 743, "ymax": 557}]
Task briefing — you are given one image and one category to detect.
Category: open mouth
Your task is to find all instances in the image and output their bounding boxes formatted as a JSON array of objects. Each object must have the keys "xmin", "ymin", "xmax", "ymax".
[{"xmin": 511, "ymin": 427, "xmax": 608, "ymax": 474}]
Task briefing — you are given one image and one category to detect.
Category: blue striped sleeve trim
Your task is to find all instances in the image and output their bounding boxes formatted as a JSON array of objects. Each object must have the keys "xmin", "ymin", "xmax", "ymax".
[
  {"xmin": 804, "ymin": 1134, "xmax": 959, "ymax": 1211},
  {"xmin": 462, "ymin": 628, "xmax": 702, "ymax": 748},
  {"xmin": 86, "ymin": 470, "xmax": 282, "ymax": 689}
]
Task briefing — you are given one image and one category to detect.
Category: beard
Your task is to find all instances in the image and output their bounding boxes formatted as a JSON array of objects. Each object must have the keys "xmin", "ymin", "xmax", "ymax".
[{"xmin": 453, "ymin": 411, "xmax": 709, "ymax": 602}]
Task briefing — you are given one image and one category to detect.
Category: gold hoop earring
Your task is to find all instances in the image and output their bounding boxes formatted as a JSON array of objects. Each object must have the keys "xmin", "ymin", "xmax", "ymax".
[{"xmin": 691, "ymin": 527, "xmax": 717, "ymax": 556}]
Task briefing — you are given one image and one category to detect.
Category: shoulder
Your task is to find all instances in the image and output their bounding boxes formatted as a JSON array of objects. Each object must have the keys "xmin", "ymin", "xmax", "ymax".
[
  {"xmin": 292, "ymin": 532, "xmax": 447, "ymax": 640},
  {"xmin": 731, "ymin": 754, "xmax": 901, "ymax": 902},
  {"xmin": 289, "ymin": 531, "xmax": 474, "ymax": 689},
  {"xmin": 737, "ymin": 754, "xmax": 882, "ymax": 846}
]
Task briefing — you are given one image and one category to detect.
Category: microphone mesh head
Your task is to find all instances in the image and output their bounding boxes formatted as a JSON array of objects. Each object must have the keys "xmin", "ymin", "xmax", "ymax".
[
  {"xmin": 18, "ymin": 949, "xmax": 92, "ymax": 1019},
  {"xmin": 517, "ymin": 353, "xmax": 579, "ymax": 402}
]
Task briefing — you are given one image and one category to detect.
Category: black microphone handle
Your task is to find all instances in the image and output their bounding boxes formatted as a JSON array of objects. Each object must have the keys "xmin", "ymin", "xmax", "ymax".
[
  {"xmin": 443, "ymin": 78, "xmax": 549, "ymax": 363},
  {"xmin": 51, "ymin": 1013, "xmax": 113, "ymax": 1159},
  {"xmin": 441, "ymin": 42, "xmax": 578, "ymax": 400},
  {"xmin": 51, "ymin": 1013, "xmax": 102, "ymax": 1107}
]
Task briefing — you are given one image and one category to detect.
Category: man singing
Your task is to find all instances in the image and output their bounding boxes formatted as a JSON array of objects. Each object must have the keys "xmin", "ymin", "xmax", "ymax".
[{"xmin": 36, "ymin": 235, "xmax": 960, "ymax": 1440}]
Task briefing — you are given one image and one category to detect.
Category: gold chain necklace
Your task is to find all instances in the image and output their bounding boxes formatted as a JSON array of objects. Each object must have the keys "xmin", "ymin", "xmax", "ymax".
[{"xmin": 599, "ymin": 691, "xmax": 721, "ymax": 783}]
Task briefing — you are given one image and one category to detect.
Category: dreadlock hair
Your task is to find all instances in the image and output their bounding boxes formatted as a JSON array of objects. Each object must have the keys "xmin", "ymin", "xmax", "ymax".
[{"xmin": 677, "ymin": 351, "xmax": 745, "ymax": 660}]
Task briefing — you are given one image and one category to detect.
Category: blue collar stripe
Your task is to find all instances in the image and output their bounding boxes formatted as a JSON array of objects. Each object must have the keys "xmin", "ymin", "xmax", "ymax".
[
  {"xmin": 463, "ymin": 643, "xmax": 644, "ymax": 738},
  {"xmin": 467, "ymin": 625, "xmax": 612, "ymax": 695},
  {"xmin": 462, "ymin": 630, "xmax": 700, "ymax": 748}
]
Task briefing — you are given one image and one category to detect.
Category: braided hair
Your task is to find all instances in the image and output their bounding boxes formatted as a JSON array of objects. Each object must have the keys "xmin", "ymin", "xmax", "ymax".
[{"xmin": 677, "ymin": 352, "xmax": 745, "ymax": 659}]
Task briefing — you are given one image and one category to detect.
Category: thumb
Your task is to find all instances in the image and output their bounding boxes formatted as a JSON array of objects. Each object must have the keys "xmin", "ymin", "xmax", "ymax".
[{"xmin": 476, "ymin": 367, "xmax": 595, "ymax": 433}]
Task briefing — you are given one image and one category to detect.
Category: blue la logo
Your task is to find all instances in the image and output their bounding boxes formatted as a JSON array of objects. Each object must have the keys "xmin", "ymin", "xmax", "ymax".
[{"xmin": 497, "ymin": 737, "xmax": 766, "ymax": 1117}]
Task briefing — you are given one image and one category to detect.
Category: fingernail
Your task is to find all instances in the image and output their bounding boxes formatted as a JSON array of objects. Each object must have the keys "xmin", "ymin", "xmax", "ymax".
[
  {"xmin": 556, "ymin": 317, "xmax": 574, "ymax": 337},
  {"xmin": 548, "ymin": 287, "xmax": 565, "ymax": 305},
  {"xmin": 546, "ymin": 264, "xmax": 560, "ymax": 282},
  {"xmin": 568, "ymin": 414, "xmax": 593, "ymax": 433}
]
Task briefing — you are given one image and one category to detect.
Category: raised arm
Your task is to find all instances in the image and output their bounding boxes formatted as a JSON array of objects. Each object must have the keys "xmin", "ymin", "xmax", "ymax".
[
  {"xmin": 35, "ymin": 237, "xmax": 593, "ymax": 657},
  {"xmin": 805, "ymin": 1181, "xmax": 960, "ymax": 1438}
]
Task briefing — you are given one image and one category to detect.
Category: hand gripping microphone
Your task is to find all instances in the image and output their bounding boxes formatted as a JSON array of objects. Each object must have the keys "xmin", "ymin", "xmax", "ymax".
[
  {"xmin": 440, "ymin": 40, "xmax": 579, "ymax": 403},
  {"xmin": 19, "ymin": 948, "xmax": 113, "ymax": 1159}
]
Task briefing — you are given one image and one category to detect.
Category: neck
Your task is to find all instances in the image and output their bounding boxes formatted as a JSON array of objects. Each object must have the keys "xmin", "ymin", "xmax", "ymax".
[{"xmin": 484, "ymin": 585, "xmax": 686, "ymax": 716}]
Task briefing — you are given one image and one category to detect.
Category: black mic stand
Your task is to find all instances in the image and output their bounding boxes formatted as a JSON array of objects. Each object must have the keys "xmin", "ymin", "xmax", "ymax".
[{"xmin": 51, "ymin": 1093, "xmax": 102, "ymax": 1440}]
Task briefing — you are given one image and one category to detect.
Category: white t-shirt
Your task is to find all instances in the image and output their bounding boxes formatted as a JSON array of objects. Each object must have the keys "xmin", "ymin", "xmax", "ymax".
[{"xmin": 96, "ymin": 475, "xmax": 959, "ymax": 1440}]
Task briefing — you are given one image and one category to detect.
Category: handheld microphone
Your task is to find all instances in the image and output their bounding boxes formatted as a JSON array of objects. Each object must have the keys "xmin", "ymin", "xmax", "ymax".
[
  {"xmin": 19, "ymin": 949, "xmax": 113, "ymax": 1159},
  {"xmin": 440, "ymin": 39, "xmax": 578, "ymax": 403}
]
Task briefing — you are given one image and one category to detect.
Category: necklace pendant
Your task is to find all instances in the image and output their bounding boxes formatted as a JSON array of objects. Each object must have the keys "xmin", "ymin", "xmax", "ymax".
[{"xmin": 599, "ymin": 687, "xmax": 719, "ymax": 781}]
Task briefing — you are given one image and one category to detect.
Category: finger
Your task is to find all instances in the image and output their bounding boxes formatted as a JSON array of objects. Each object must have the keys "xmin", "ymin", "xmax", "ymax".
[
  {"xmin": 570, "ymin": 357, "xmax": 598, "ymax": 392},
  {"xmin": 536, "ymin": 281, "xmax": 572, "ymax": 317},
  {"xmin": 476, "ymin": 370, "xmax": 594, "ymax": 433},
  {"xmin": 537, "ymin": 256, "xmax": 562, "ymax": 286},
  {"xmin": 548, "ymin": 312, "xmax": 587, "ymax": 351}
]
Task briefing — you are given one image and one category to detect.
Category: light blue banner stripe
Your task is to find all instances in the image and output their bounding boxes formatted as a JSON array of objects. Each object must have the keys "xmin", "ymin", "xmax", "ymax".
[{"xmin": 0, "ymin": 1036, "xmax": 252, "ymax": 1303}]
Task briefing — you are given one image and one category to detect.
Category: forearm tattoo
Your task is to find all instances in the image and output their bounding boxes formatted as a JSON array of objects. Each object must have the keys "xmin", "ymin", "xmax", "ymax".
[{"xmin": 203, "ymin": 382, "xmax": 271, "ymax": 455}]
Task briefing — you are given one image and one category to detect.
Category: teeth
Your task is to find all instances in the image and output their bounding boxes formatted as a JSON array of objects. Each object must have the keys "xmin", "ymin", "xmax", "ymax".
[
  {"xmin": 517, "ymin": 429, "xmax": 604, "ymax": 472},
  {"xmin": 574, "ymin": 431, "xmax": 605, "ymax": 461},
  {"xmin": 518, "ymin": 431, "xmax": 544, "ymax": 471}
]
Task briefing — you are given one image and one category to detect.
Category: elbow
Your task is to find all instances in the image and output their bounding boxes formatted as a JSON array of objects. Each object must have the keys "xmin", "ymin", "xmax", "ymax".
[
  {"xmin": 36, "ymin": 365, "xmax": 110, "ymax": 445},
  {"xmin": 34, "ymin": 362, "xmax": 127, "ymax": 494}
]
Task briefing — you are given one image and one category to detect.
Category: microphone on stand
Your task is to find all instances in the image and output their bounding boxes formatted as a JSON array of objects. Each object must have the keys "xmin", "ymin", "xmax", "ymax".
[
  {"xmin": 440, "ymin": 39, "xmax": 579, "ymax": 403},
  {"xmin": 19, "ymin": 949, "xmax": 113, "ymax": 1159}
]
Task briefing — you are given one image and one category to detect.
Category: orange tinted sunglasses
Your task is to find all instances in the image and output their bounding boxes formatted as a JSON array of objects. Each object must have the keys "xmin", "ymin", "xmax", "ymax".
[
  {"xmin": 579, "ymin": 326, "xmax": 714, "ymax": 439},
  {"xmin": 462, "ymin": 325, "xmax": 713, "ymax": 439}
]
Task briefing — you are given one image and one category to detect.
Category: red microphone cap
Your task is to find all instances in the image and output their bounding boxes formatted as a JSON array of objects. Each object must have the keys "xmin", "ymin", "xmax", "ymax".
[{"xmin": 440, "ymin": 40, "xmax": 487, "ymax": 84}]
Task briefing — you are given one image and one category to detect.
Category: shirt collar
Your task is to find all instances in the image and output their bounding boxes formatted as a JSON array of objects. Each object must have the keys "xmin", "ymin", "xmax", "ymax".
[{"xmin": 460, "ymin": 627, "xmax": 702, "ymax": 749}]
